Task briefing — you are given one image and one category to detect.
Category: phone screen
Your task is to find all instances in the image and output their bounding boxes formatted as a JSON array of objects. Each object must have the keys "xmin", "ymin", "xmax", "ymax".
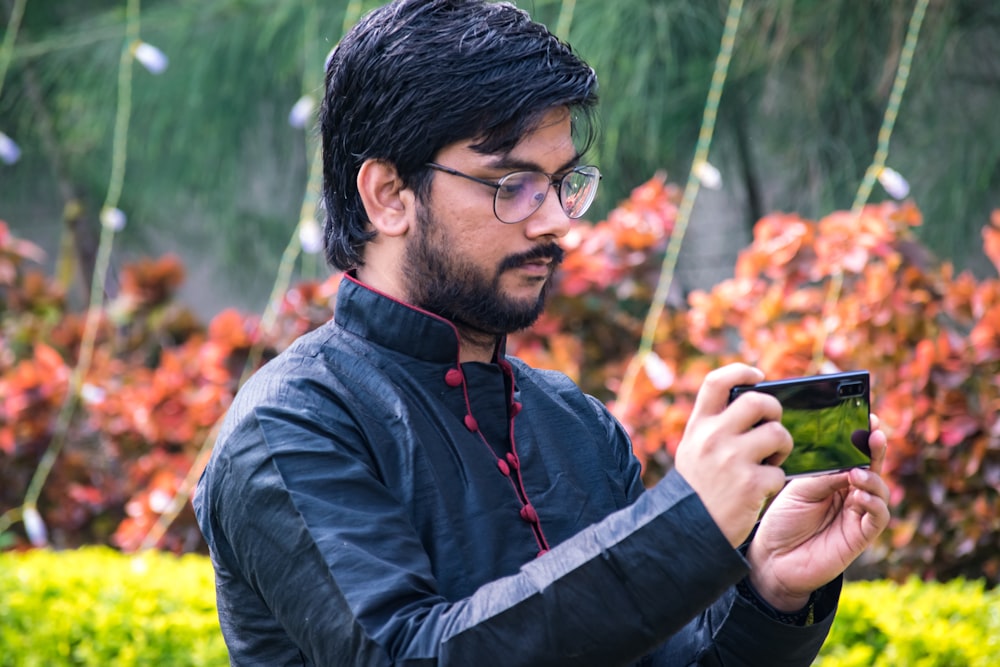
[{"xmin": 728, "ymin": 371, "xmax": 872, "ymax": 477}]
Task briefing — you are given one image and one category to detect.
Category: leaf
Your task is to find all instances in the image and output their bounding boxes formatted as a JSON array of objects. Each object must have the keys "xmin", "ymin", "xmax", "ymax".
[{"xmin": 983, "ymin": 216, "xmax": 1000, "ymax": 275}]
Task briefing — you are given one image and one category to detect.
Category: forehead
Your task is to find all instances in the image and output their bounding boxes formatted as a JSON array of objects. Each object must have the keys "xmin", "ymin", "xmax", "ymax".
[{"xmin": 446, "ymin": 107, "xmax": 577, "ymax": 169}]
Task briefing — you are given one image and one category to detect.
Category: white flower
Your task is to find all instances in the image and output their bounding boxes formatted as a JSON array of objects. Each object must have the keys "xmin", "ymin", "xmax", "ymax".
[
  {"xmin": 133, "ymin": 41, "xmax": 169, "ymax": 74},
  {"xmin": 643, "ymin": 352, "xmax": 675, "ymax": 391},
  {"xmin": 0, "ymin": 131, "xmax": 21, "ymax": 165},
  {"xmin": 100, "ymin": 207, "xmax": 126, "ymax": 231},
  {"xmin": 148, "ymin": 489, "xmax": 173, "ymax": 514},
  {"xmin": 80, "ymin": 383, "xmax": 107, "ymax": 405},
  {"xmin": 298, "ymin": 217, "xmax": 323, "ymax": 254},
  {"xmin": 693, "ymin": 160, "xmax": 722, "ymax": 190},
  {"xmin": 877, "ymin": 166, "xmax": 910, "ymax": 200},
  {"xmin": 23, "ymin": 506, "xmax": 48, "ymax": 547},
  {"xmin": 288, "ymin": 95, "xmax": 316, "ymax": 129}
]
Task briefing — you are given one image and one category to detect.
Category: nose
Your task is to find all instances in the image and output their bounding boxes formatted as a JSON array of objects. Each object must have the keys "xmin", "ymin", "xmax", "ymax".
[{"xmin": 523, "ymin": 184, "xmax": 571, "ymax": 240}]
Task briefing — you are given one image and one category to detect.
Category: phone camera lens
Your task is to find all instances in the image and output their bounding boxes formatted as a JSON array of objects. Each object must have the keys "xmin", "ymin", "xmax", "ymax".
[{"xmin": 838, "ymin": 382, "xmax": 863, "ymax": 397}]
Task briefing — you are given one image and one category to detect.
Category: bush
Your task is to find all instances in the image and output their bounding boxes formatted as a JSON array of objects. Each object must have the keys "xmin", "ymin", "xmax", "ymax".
[
  {"xmin": 0, "ymin": 546, "xmax": 228, "ymax": 666},
  {"xmin": 3, "ymin": 186, "xmax": 1000, "ymax": 586},
  {"xmin": 0, "ymin": 220, "xmax": 337, "ymax": 552},
  {"xmin": 1, "ymin": 548, "xmax": 997, "ymax": 666},
  {"xmin": 512, "ymin": 187, "xmax": 1000, "ymax": 585},
  {"xmin": 816, "ymin": 578, "xmax": 1000, "ymax": 666}
]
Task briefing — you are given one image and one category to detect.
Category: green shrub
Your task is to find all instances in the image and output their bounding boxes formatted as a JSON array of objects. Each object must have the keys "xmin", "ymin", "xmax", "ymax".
[
  {"xmin": 3, "ymin": 548, "xmax": 999, "ymax": 665},
  {"xmin": 0, "ymin": 547, "xmax": 227, "ymax": 666},
  {"xmin": 817, "ymin": 578, "xmax": 1000, "ymax": 666}
]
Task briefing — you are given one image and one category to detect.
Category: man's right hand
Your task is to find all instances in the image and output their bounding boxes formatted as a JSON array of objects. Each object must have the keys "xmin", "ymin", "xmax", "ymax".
[{"xmin": 672, "ymin": 363, "xmax": 792, "ymax": 547}]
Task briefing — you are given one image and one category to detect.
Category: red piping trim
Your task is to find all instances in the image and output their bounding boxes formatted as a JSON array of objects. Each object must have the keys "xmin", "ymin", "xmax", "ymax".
[
  {"xmin": 346, "ymin": 272, "xmax": 550, "ymax": 553},
  {"xmin": 345, "ymin": 272, "xmax": 466, "ymax": 346}
]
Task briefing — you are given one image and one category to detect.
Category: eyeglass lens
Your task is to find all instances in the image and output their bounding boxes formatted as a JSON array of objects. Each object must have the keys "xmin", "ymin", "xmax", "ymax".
[{"xmin": 494, "ymin": 167, "xmax": 599, "ymax": 223}]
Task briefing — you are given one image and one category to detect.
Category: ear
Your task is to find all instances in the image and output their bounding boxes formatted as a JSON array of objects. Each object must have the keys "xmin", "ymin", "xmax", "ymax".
[{"xmin": 357, "ymin": 159, "xmax": 415, "ymax": 238}]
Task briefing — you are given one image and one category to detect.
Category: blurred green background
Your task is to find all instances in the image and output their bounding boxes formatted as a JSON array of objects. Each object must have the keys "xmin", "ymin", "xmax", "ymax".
[{"xmin": 1, "ymin": 0, "xmax": 998, "ymax": 315}]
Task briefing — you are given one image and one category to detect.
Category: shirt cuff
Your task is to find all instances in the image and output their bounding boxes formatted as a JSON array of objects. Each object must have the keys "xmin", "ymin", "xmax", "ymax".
[{"xmin": 735, "ymin": 576, "xmax": 820, "ymax": 626}]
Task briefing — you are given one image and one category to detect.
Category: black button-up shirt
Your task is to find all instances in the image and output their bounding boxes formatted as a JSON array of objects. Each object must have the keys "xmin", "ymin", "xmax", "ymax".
[{"xmin": 194, "ymin": 274, "xmax": 837, "ymax": 666}]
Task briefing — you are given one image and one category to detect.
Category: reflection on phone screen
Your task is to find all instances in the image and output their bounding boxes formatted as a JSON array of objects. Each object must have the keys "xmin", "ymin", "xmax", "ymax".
[{"xmin": 730, "ymin": 372, "xmax": 872, "ymax": 477}]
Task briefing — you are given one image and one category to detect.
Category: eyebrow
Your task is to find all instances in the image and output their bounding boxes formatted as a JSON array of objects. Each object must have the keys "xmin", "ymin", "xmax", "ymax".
[{"xmin": 482, "ymin": 152, "xmax": 583, "ymax": 175}]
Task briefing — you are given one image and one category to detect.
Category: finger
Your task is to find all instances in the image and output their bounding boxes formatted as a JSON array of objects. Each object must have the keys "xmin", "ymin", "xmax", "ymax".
[
  {"xmin": 689, "ymin": 363, "xmax": 764, "ymax": 422},
  {"xmin": 848, "ymin": 486, "xmax": 890, "ymax": 517},
  {"xmin": 757, "ymin": 461, "xmax": 789, "ymax": 500},
  {"xmin": 741, "ymin": 419, "xmax": 793, "ymax": 469},
  {"xmin": 849, "ymin": 487, "xmax": 891, "ymax": 539},
  {"xmin": 728, "ymin": 390, "xmax": 784, "ymax": 433},
  {"xmin": 783, "ymin": 470, "xmax": 851, "ymax": 502},
  {"xmin": 849, "ymin": 467, "xmax": 890, "ymax": 503},
  {"xmin": 865, "ymin": 421, "xmax": 888, "ymax": 475}
]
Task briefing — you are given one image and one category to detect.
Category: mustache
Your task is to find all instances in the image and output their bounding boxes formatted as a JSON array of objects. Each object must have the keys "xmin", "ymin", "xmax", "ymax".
[{"xmin": 498, "ymin": 243, "xmax": 565, "ymax": 273}]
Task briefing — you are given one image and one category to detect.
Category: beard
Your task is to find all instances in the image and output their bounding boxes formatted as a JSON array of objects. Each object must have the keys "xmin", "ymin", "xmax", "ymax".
[{"xmin": 404, "ymin": 205, "xmax": 564, "ymax": 337}]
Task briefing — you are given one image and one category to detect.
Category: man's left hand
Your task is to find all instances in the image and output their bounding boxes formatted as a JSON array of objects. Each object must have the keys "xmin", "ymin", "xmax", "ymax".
[{"xmin": 745, "ymin": 414, "xmax": 891, "ymax": 612}]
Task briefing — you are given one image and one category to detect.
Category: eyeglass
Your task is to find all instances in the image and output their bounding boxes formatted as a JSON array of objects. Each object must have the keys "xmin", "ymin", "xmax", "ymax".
[{"xmin": 425, "ymin": 162, "xmax": 602, "ymax": 224}]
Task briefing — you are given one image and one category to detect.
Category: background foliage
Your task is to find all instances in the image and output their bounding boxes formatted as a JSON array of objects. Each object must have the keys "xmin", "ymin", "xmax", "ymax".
[
  {"xmin": 2, "ymin": 8, "xmax": 1000, "ymax": 661},
  {"xmin": 816, "ymin": 577, "xmax": 1000, "ymax": 666},
  {"xmin": 2, "ymin": 547, "xmax": 998, "ymax": 666},
  {"xmin": 0, "ymin": 546, "xmax": 228, "ymax": 666},
  {"xmin": 3, "ymin": 173, "xmax": 999, "ymax": 586},
  {"xmin": 1, "ymin": 0, "xmax": 998, "ymax": 317},
  {"xmin": 512, "ymin": 178, "xmax": 1000, "ymax": 585}
]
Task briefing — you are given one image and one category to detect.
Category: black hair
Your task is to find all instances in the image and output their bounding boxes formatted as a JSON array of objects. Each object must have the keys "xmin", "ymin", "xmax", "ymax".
[{"xmin": 320, "ymin": 0, "xmax": 599, "ymax": 270}]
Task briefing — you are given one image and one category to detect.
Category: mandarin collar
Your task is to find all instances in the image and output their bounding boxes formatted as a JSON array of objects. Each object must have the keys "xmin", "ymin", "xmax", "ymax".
[{"xmin": 334, "ymin": 273, "xmax": 506, "ymax": 364}]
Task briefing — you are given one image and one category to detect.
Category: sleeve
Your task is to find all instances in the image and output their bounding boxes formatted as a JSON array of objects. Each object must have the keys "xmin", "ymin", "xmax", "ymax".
[
  {"xmin": 202, "ymin": 391, "xmax": 755, "ymax": 667},
  {"xmin": 585, "ymin": 394, "xmax": 839, "ymax": 667},
  {"xmin": 642, "ymin": 579, "xmax": 840, "ymax": 666},
  {"xmin": 200, "ymin": 375, "xmax": 836, "ymax": 667}
]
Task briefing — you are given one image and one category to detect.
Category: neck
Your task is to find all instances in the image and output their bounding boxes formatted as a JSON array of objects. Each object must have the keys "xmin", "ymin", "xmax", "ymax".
[{"xmin": 455, "ymin": 326, "xmax": 502, "ymax": 364}]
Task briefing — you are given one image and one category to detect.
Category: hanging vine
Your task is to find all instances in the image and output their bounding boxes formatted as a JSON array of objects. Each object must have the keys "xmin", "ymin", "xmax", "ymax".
[
  {"xmin": 614, "ymin": 0, "xmax": 745, "ymax": 421},
  {"xmin": 812, "ymin": 0, "xmax": 930, "ymax": 369},
  {"xmin": 135, "ymin": 0, "xmax": 370, "ymax": 550},
  {"xmin": 0, "ymin": 0, "xmax": 144, "ymax": 544}
]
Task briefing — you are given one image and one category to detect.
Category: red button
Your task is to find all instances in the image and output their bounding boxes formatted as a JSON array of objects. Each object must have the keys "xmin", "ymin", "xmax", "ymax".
[
  {"xmin": 496, "ymin": 459, "xmax": 511, "ymax": 476},
  {"xmin": 445, "ymin": 368, "xmax": 463, "ymax": 387},
  {"xmin": 510, "ymin": 401, "xmax": 523, "ymax": 416},
  {"xmin": 519, "ymin": 504, "xmax": 538, "ymax": 524},
  {"xmin": 506, "ymin": 452, "xmax": 519, "ymax": 469},
  {"xmin": 463, "ymin": 414, "xmax": 478, "ymax": 432}
]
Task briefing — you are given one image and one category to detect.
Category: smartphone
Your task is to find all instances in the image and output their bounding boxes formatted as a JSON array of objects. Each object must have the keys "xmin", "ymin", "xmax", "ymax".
[{"xmin": 728, "ymin": 371, "xmax": 872, "ymax": 478}]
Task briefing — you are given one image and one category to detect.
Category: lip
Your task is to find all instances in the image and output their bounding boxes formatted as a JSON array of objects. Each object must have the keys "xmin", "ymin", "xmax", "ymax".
[{"xmin": 517, "ymin": 260, "xmax": 551, "ymax": 277}]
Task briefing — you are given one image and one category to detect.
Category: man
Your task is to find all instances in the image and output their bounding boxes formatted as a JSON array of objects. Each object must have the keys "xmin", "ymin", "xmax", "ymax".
[{"xmin": 194, "ymin": 1, "xmax": 891, "ymax": 665}]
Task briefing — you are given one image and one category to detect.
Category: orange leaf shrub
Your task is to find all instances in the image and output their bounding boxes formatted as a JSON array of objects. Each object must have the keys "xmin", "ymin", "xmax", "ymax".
[
  {"xmin": 2, "ymin": 185, "xmax": 998, "ymax": 587},
  {"xmin": 513, "ymin": 190, "xmax": 1000, "ymax": 585},
  {"xmin": 0, "ymin": 219, "xmax": 340, "ymax": 552}
]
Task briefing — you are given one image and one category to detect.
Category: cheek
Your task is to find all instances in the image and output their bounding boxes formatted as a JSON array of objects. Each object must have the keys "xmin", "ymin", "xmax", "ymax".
[
  {"xmin": 435, "ymin": 212, "xmax": 511, "ymax": 267},
  {"xmin": 422, "ymin": 185, "xmax": 521, "ymax": 273},
  {"xmin": 456, "ymin": 237, "xmax": 508, "ymax": 277}
]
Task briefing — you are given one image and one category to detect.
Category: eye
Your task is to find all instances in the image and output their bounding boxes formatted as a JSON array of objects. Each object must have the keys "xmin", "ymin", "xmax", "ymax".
[
  {"xmin": 496, "ymin": 183, "xmax": 524, "ymax": 200},
  {"xmin": 496, "ymin": 172, "xmax": 534, "ymax": 201}
]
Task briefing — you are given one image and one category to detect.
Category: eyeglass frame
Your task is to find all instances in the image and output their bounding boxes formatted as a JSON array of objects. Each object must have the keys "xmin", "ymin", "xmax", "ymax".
[{"xmin": 424, "ymin": 161, "xmax": 602, "ymax": 224}]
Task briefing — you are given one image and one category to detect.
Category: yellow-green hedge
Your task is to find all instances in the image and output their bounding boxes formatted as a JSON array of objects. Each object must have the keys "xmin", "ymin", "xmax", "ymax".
[
  {"xmin": 816, "ymin": 577, "xmax": 1000, "ymax": 666},
  {"xmin": 2, "ymin": 547, "xmax": 999, "ymax": 665},
  {"xmin": 0, "ymin": 547, "xmax": 227, "ymax": 666}
]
